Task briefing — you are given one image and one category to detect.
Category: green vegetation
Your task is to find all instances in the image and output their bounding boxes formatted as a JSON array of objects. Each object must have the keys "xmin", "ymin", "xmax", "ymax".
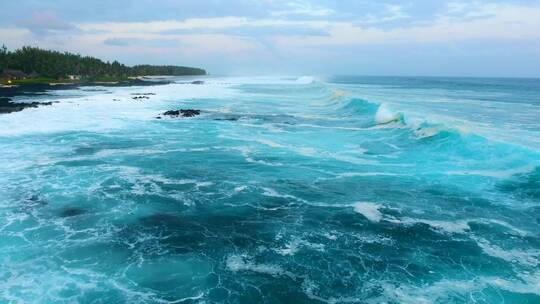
[
  {"xmin": 131, "ymin": 65, "xmax": 206, "ymax": 77},
  {"xmin": 0, "ymin": 45, "xmax": 206, "ymax": 85},
  {"xmin": 9, "ymin": 77, "xmax": 73, "ymax": 85}
]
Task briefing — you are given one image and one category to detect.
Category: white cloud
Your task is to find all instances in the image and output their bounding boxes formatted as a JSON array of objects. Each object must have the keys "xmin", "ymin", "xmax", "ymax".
[
  {"xmin": 1, "ymin": 1, "xmax": 539, "ymax": 72},
  {"xmin": 270, "ymin": 1, "xmax": 334, "ymax": 17},
  {"xmin": 447, "ymin": 1, "xmax": 472, "ymax": 14},
  {"xmin": 360, "ymin": 4, "xmax": 410, "ymax": 24},
  {"xmin": 69, "ymin": 2, "xmax": 540, "ymax": 45},
  {"xmin": 76, "ymin": 17, "xmax": 331, "ymax": 34},
  {"xmin": 16, "ymin": 11, "xmax": 77, "ymax": 35},
  {"xmin": 272, "ymin": 2, "xmax": 540, "ymax": 47}
]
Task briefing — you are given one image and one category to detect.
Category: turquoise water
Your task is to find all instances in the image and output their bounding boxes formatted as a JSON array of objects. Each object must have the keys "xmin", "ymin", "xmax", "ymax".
[{"xmin": 0, "ymin": 76, "xmax": 539, "ymax": 303}]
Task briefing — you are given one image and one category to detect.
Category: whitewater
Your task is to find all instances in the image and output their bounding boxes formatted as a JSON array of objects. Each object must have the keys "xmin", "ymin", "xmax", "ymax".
[{"xmin": 0, "ymin": 75, "xmax": 539, "ymax": 303}]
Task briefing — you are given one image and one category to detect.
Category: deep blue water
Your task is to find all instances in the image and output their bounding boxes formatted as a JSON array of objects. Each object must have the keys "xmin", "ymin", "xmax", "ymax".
[{"xmin": 0, "ymin": 76, "xmax": 539, "ymax": 303}]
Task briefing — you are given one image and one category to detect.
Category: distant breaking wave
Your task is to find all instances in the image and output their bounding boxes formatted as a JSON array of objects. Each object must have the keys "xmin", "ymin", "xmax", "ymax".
[
  {"xmin": 296, "ymin": 76, "xmax": 316, "ymax": 84},
  {"xmin": 326, "ymin": 92, "xmax": 479, "ymax": 141}
]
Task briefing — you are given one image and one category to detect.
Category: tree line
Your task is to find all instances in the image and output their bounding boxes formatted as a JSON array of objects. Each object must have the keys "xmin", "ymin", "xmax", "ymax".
[{"xmin": 0, "ymin": 45, "xmax": 206, "ymax": 80}]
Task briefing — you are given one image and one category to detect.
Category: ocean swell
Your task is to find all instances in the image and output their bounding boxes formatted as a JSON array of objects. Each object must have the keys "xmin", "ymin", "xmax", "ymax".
[{"xmin": 0, "ymin": 75, "xmax": 538, "ymax": 303}]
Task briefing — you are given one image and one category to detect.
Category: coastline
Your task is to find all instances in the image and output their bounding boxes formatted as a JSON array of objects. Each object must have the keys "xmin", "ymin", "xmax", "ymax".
[{"xmin": 0, "ymin": 77, "xmax": 176, "ymax": 114}]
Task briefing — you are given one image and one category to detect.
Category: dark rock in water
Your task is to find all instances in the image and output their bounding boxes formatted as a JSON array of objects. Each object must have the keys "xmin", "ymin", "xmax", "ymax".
[
  {"xmin": 0, "ymin": 98, "xmax": 53, "ymax": 114},
  {"xmin": 164, "ymin": 110, "xmax": 182, "ymax": 116},
  {"xmin": 191, "ymin": 80, "xmax": 204, "ymax": 85},
  {"xmin": 60, "ymin": 207, "xmax": 86, "ymax": 217},
  {"xmin": 132, "ymin": 95, "xmax": 150, "ymax": 100},
  {"xmin": 162, "ymin": 109, "xmax": 201, "ymax": 118},
  {"xmin": 162, "ymin": 110, "xmax": 180, "ymax": 116}
]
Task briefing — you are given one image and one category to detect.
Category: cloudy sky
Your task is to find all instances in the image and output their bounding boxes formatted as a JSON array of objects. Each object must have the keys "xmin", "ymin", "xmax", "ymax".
[{"xmin": 1, "ymin": 0, "xmax": 540, "ymax": 76}]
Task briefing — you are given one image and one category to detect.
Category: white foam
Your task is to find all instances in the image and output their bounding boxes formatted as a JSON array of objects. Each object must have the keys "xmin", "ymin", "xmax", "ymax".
[
  {"xmin": 446, "ymin": 165, "xmax": 538, "ymax": 179},
  {"xmin": 353, "ymin": 202, "xmax": 383, "ymax": 223},
  {"xmin": 233, "ymin": 146, "xmax": 284, "ymax": 166},
  {"xmin": 276, "ymin": 240, "xmax": 300, "ymax": 256},
  {"xmin": 414, "ymin": 125, "xmax": 444, "ymax": 139},
  {"xmin": 195, "ymin": 181, "xmax": 213, "ymax": 188},
  {"xmin": 350, "ymin": 205, "xmax": 472, "ymax": 234},
  {"xmin": 275, "ymin": 238, "xmax": 325, "ymax": 256},
  {"xmin": 486, "ymin": 271, "xmax": 540, "ymax": 296},
  {"xmin": 380, "ymin": 279, "xmax": 480, "ymax": 304},
  {"xmin": 0, "ymin": 80, "xmax": 236, "ymax": 137},
  {"xmin": 234, "ymin": 185, "xmax": 247, "ymax": 193},
  {"xmin": 296, "ymin": 76, "xmax": 316, "ymax": 84},
  {"xmin": 294, "ymin": 123, "xmax": 365, "ymax": 131},
  {"xmin": 375, "ymin": 103, "xmax": 403, "ymax": 125},
  {"xmin": 328, "ymin": 153, "xmax": 379, "ymax": 165},
  {"xmin": 475, "ymin": 219, "xmax": 529, "ymax": 236},
  {"xmin": 296, "ymin": 147, "xmax": 318, "ymax": 156},
  {"xmin": 261, "ymin": 187, "xmax": 305, "ymax": 202},
  {"xmin": 386, "ymin": 216, "xmax": 530, "ymax": 236},
  {"xmin": 379, "ymin": 270, "xmax": 540, "ymax": 304},
  {"xmin": 474, "ymin": 237, "xmax": 540, "ymax": 267},
  {"xmin": 339, "ymin": 172, "xmax": 406, "ymax": 178},
  {"xmin": 391, "ymin": 217, "xmax": 471, "ymax": 234},
  {"xmin": 226, "ymin": 254, "xmax": 284, "ymax": 276},
  {"xmin": 362, "ymin": 91, "xmax": 540, "ymax": 151},
  {"xmin": 256, "ymin": 139, "xmax": 284, "ymax": 148}
]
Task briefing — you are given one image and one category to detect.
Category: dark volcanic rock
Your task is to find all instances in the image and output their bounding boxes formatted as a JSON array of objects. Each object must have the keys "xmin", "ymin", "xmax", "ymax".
[
  {"xmin": 162, "ymin": 110, "xmax": 180, "ymax": 116},
  {"xmin": 191, "ymin": 80, "xmax": 204, "ymax": 85},
  {"xmin": 162, "ymin": 109, "xmax": 201, "ymax": 118},
  {"xmin": 132, "ymin": 95, "xmax": 150, "ymax": 100},
  {"xmin": 0, "ymin": 98, "xmax": 53, "ymax": 114}
]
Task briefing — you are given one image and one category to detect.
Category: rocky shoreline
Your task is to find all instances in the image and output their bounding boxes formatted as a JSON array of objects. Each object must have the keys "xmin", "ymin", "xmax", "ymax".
[
  {"xmin": 1, "ymin": 78, "xmax": 208, "ymax": 115},
  {"xmin": 0, "ymin": 97, "xmax": 53, "ymax": 114},
  {"xmin": 0, "ymin": 79, "xmax": 174, "ymax": 114}
]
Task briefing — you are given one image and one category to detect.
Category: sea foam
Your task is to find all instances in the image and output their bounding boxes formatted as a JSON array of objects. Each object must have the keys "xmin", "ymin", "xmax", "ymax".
[
  {"xmin": 375, "ymin": 103, "xmax": 404, "ymax": 125},
  {"xmin": 353, "ymin": 202, "xmax": 383, "ymax": 222},
  {"xmin": 296, "ymin": 76, "xmax": 316, "ymax": 84}
]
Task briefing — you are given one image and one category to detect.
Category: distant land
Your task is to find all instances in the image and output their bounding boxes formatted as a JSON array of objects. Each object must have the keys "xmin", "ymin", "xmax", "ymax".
[{"xmin": 0, "ymin": 45, "xmax": 206, "ymax": 86}]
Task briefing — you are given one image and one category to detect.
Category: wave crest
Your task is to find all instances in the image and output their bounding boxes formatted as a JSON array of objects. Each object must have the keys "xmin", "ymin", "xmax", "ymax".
[
  {"xmin": 375, "ymin": 104, "xmax": 404, "ymax": 125},
  {"xmin": 296, "ymin": 76, "xmax": 316, "ymax": 84}
]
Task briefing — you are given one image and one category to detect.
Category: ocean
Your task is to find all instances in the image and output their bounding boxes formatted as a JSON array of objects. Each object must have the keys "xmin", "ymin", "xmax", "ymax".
[{"xmin": 0, "ymin": 76, "xmax": 539, "ymax": 303}]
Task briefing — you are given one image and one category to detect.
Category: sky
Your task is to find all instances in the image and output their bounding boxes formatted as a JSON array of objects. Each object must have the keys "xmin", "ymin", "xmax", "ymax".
[{"xmin": 1, "ymin": 0, "xmax": 540, "ymax": 77}]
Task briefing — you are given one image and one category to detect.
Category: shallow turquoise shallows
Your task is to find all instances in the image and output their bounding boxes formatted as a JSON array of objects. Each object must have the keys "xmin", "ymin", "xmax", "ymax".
[{"xmin": 0, "ymin": 76, "xmax": 539, "ymax": 303}]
